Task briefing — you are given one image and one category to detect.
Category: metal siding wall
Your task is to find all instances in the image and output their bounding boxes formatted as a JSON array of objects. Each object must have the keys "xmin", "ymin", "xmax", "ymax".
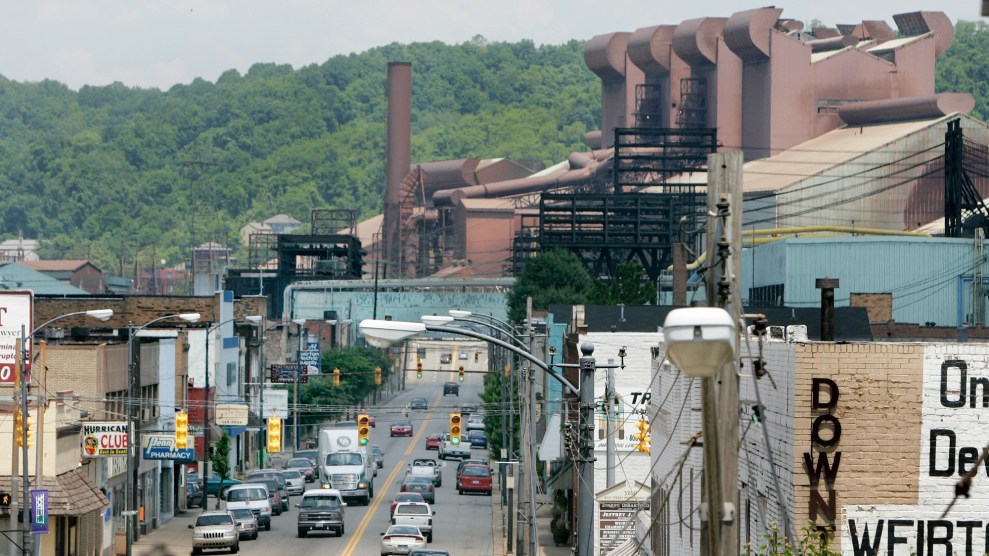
[{"xmin": 292, "ymin": 289, "xmax": 510, "ymax": 325}]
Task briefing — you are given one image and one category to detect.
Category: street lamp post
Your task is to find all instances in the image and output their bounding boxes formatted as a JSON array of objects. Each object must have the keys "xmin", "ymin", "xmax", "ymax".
[
  {"xmin": 12, "ymin": 309, "xmax": 114, "ymax": 556},
  {"xmin": 359, "ymin": 319, "xmax": 604, "ymax": 556},
  {"xmin": 126, "ymin": 313, "xmax": 200, "ymax": 556}
]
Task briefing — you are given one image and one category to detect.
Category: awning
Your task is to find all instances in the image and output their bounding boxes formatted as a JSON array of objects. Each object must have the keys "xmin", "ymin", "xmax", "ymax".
[
  {"xmin": 0, "ymin": 467, "xmax": 109, "ymax": 516},
  {"xmin": 538, "ymin": 413, "xmax": 562, "ymax": 461}
]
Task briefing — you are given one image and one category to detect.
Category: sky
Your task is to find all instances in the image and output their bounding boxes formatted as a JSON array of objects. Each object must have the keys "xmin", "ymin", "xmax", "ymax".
[{"xmin": 0, "ymin": 1, "xmax": 979, "ymax": 91}]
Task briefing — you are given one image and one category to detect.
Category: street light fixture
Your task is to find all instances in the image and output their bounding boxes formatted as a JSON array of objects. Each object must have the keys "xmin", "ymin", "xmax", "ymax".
[
  {"xmin": 126, "ymin": 312, "xmax": 200, "ymax": 556},
  {"xmin": 663, "ymin": 307, "xmax": 736, "ymax": 378}
]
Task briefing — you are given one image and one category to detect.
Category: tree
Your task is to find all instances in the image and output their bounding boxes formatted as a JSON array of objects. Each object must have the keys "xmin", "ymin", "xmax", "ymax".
[
  {"xmin": 300, "ymin": 346, "xmax": 392, "ymax": 425},
  {"xmin": 211, "ymin": 430, "xmax": 232, "ymax": 508},
  {"xmin": 506, "ymin": 249, "xmax": 594, "ymax": 323},
  {"xmin": 587, "ymin": 261, "xmax": 657, "ymax": 305}
]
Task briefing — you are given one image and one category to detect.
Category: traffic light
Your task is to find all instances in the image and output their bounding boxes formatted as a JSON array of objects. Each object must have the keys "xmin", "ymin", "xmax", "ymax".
[
  {"xmin": 416, "ymin": 361, "xmax": 423, "ymax": 379},
  {"xmin": 458, "ymin": 366, "xmax": 465, "ymax": 382},
  {"xmin": 14, "ymin": 409, "xmax": 33, "ymax": 448},
  {"xmin": 374, "ymin": 366, "xmax": 382, "ymax": 385},
  {"xmin": 175, "ymin": 411, "xmax": 189, "ymax": 449},
  {"xmin": 504, "ymin": 365, "xmax": 510, "ymax": 378},
  {"xmin": 449, "ymin": 413, "xmax": 462, "ymax": 444},
  {"xmin": 357, "ymin": 414, "xmax": 370, "ymax": 446},
  {"xmin": 474, "ymin": 352, "xmax": 479, "ymax": 362},
  {"xmin": 267, "ymin": 417, "xmax": 282, "ymax": 453},
  {"xmin": 333, "ymin": 367, "xmax": 341, "ymax": 387},
  {"xmin": 633, "ymin": 419, "xmax": 651, "ymax": 454}
]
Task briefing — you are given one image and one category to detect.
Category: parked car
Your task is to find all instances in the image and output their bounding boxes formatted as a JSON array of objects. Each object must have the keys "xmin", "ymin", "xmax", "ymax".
[
  {"xmin": 381, "ymin": 525, "xmax": 427, "ymax": 555},
  {"xmin": 188, "ymin": 511, "xmax": 239, "ymax": 554},
  {"xmin": 187, "ymin": 471, "xmax": 205, "ymax": 491},
  {"xmin": 281, "ymin": 469, "xmax": 305, "ymax": 496},
  {"xmin": 468, "ymin": 429, "xmax": 488, "ymax": 449},
  {"xmin": 392, "ymin": 502, "xmax": 435, "ymax": 543},
  {"xmin": 223, "ymin": 484, "xmax": 273, "ymax": 530},
  {"xmin": 296, "ymin": 488, "xmax": 346, "ymax": 538},
  {"xmin": 284, "ymin": 458, "xmax": 316, "ymax": 482},
  {"xmin": 443, "ymin": 382, "xmax": 459, "ymax": 396},
  {"xmin": 458, "ymin": 464, "xmax": 493, "ymax": 496},
  {"xmin": 390, "ymin": 419, "xmax": 414, "ymax": 437},
  {"xmin": 372, "ymin": 444, "xmax": 384, "ymax": 469},
  {"xmin": 390, "ymin": 492, "xmax": 425, "ymax": 518},
  {"xmin": 204, "ymin": 476, "xmax": 241, "ymax": 497},
  {"xmin": 410, "ymin": 398, "xmax": 428, "ymax": 410},
  {"xmin": 424, "ymin": 434, "xmax": 443, "ymax": 451},
  {"xmin": 186, "ymin": 482, "xmax": 204, "ymax": 509},
  {"xmin": 228, "ymin": 508, "xmax": 258, "ymax": 540},
  {"xmin": 400, "ymin": 476, "xmax": 435, "ymax": 504}
]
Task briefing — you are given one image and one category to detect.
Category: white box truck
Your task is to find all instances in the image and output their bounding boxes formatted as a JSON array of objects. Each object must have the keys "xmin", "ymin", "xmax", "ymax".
[{"xmin": 318, "ymin": 428, "xmax": 375, "ymax": 505}]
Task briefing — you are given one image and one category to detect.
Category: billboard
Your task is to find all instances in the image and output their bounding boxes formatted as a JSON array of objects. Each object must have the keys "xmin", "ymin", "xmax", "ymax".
[
  {"xmin": 0, "ymin": 291, "xmax": 32, "ymax": 384},
  {"xmin": 81, "ymin": 422, "xmax": 129, "ymax": 458}
]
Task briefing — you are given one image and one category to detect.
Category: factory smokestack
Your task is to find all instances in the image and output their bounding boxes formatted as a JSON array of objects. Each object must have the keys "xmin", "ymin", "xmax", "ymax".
[{"xmin": 384, "ymin": 62, "xmax": 412, "ymax": 277}]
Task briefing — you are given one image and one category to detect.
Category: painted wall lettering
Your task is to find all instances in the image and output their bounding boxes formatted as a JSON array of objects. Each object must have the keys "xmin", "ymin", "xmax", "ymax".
[
  {"xmin": 940, "ymin": 359, "xmax": 989, "ymax": 409},
  {"xmin": 804, "ymin": 377, "xmax": 841, "ymax": 530}
]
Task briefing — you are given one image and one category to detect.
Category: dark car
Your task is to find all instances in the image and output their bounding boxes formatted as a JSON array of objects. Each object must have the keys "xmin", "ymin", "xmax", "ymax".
[
  {"xmin": 458, "ymin": 464, "xmax": 493, "ymax": 496},
  {"xmin": 372, "ymin": 444, "xmax": 384, "ymax": 469},
  {"xmin": 390, "ymin": 419, "xmax": 414, "ymax": 437},
  {"xmin": 246, "ymin": 471, "xmax": 289, "ymax": 511},
  {"xmin": 284, "ymin": 458, "xmax": 316, "ymax": 482},
  {"xmin": 408, "ymin": 551, "xmax": 451, "ymax": 556},
  {"xmin": 204, "ymin": 476, "xmax": 241, "ymax": 497},
  {"xmin": 293, "ymin": 450, "xmax": 320, "ymax": 477},
  {"xmin": 468, "ymin": 429, "xmax": 488, "ymax": 449},
  {"xmin": 440, "ymin": 353, "xmax": 452, "ymax": 364},
  {"xmin": 443, "ymin": 382, "xmax": 459, "ymax": 396},
  {"xmin": 186, "ymin": 481, "xmax": 204, "ymax": 509},
  {"xmin": 410, "ymin": 398, "xmax": 428, "ymax": 411},
  {"xmin": 400, "ymin": 476, "xmax": 435, "ymax": 504},
  {"xmin": 459, "ymin": 402, "xmax": 478, "ymax": 415}
]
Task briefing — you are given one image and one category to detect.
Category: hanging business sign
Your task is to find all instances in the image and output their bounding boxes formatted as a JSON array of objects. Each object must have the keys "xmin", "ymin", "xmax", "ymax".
[
  {"xmin": 270, "ymin": 364, "xmax": 307, "ymax": 384},
  {"xmin": 214, "ymin": 404, "xmax": 249, "ymax": 426},
  {"xmin": 142, "ymin": 434, "xmax": 195, "ymax": 461},
  {"xmin": 30, "ymin": 489, "xmax": 48, "ymax": 534},
  {"xmin": 299, "ymin": 342, "xmax": 321, "ymax": 374},
  {"xmin": 81, "ymin": 422, "xmax": 129, "ymax": 458},
  {"xmin": 0, "ymin": 291, "xmax": 32, "ymax": 385}
]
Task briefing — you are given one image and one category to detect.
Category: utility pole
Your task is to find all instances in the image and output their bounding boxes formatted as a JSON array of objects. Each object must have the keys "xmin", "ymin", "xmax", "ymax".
[
  {"xmin": 17, "ymin": 332, "xmax": 31, "ymax": 556},
  {"xmin": 576, "ymin": 342, "xmax": 596, "ymax": 556},
  {"xmin": 700, "ymin": 151, "xmax": 743, "ymax": 556},
  {"xmin": 526, "ymin": 298, "xmax": 539, "ymax": 556},
  {"xmin": 605, "ymin": 362, "xmax": 616, "ymax": 487}
]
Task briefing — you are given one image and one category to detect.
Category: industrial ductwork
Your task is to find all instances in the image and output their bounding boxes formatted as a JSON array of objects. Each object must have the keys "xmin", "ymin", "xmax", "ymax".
[{"xmin": 837, "ymin": 93, "xmax": 976, "ymax": 126}]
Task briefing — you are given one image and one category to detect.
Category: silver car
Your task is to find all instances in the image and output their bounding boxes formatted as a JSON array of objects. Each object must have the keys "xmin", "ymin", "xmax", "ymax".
[
  {"xmin": 228, "ymin": 508, "xmax": 258, "ymax": 540},
  {"xmin": 188, "ymin": 511, "xmax": 239, "ymax": 554},
  {"xmin": 380, "ymin": 524, "xmax": 426, "ymax": 555},
  {"xmin": 281, "ymin": 469, "xmax": 305, "ymax": 496}
]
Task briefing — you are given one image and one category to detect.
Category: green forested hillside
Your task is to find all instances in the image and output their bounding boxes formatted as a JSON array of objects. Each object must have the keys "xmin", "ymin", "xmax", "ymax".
[
  {"xmin": 0, "ymin": 37, "xmax": 598, "ymax": 277},
  {"xmin": 0, "ymin": 23, "xmax": 986, "ymax": 281}
]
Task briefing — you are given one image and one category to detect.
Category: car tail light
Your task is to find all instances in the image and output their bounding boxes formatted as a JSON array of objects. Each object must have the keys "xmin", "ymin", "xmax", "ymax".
[
  {"xmin": 415, "ymin": 535, "xmax": 425, "ymax": 542},
  {"xmin": 428, "ymin": 485, "xmax": 434, "ymax": 492}
]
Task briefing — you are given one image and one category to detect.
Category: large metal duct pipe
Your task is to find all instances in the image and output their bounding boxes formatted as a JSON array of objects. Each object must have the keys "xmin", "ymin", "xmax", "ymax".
[
  {"xmin": 803, "ymin": 35, "xmax": 858, "ymax": 53},
  {"xmin": 384, "ymin": 62, "xmax": 412, "ymax": 270},
  {"xmin": 627, "ymin": 25, "xmax": 677, "ymax": 76},
  {"xmin": 585, "ymin": 32, "xmax": 632, "ymax": 148},
  {"xmin": 723, "ymin": 7, "xmax": 783, "ymax": 62},
  {"xmin": 837, "ymin": 93, "xmax": 975, "ymax": 126},
  {"xmin": 672, "ymin": 17, "xmax": 727, "ymax": 67},
  {"xmin": 892, "ymin": 11, "xmax": 954, "ymax": 56}
]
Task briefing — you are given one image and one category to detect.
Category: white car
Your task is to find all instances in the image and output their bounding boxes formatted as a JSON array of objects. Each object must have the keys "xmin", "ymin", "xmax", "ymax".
[
  {"xmin": 281, "ymin": 469, "xmax": 305, "ymax": 496},
  {"xmin": 380, "ymin": 524, "xmax": 427, "ymax": 555},
  {"xmin": 391, "ymin": 502, "xmax": 435, "ymax": 543},
  {"xmin": 466, "ymin": 414, "xmax": 485, "ymax": 431}
]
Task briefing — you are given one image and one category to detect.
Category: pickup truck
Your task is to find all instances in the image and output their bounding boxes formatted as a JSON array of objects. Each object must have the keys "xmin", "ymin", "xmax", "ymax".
[
  {"xmin": 407, "ymin": 458, "xmax": 443, "ymax": 488},
  {"xmin": 392, "ymin": 502, "xmax": 436, "ymax": 543},
  {"xmin": 438, "ymin": 434, "xmax": 471, "ymax": 460}
]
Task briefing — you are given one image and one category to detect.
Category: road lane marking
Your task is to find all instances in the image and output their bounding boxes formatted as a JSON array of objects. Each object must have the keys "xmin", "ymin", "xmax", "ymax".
[
  {"xmin": 340, "ymin": 458, "xmax": 406, "ymax": 556},
  {"xmin": 403, "ymin": 392, "xmax": 444, "ymax": 456}
]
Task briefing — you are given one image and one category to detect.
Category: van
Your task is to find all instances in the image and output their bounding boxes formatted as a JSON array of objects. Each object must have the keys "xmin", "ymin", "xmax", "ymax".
[
  {"xmin": 246, "ymin": 470, "xmax": 290, "ymax": 511},
  {"xmin": 223, "ymin": 484, "xmax": 272, "ymax": 531}
]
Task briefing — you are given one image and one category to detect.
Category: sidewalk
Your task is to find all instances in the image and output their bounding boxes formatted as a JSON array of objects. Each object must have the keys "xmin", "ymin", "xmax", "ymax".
[
  {"xmin": 130, "ymin": 508, "xmax": 199, "ymax": 556},
  {"xmin": 491, "ymin": 473, "xmax": 571, "ymax": 556}
]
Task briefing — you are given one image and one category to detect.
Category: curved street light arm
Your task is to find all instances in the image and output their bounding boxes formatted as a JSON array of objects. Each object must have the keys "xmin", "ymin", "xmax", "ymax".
[
  {"xmin": 32, "ymin": 309, "xmax": 114, "ymax": 336},
  {"xmin": 425, "ymin": 324, "xmax": 578, "ymax": 394}
]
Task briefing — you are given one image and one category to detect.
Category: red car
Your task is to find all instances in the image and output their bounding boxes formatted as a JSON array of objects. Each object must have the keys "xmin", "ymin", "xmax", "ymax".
[
  {"xmin": 390, "ymin": 492, "xmax": 425, "ymax": 517},
  {"xmin": 424, "ymin": 434, "xmax": 442, "ymax": 450},
  {"xmin": 457, "ymin": 464, "xmax": 492, "ymax": 496},
  {"xmin": 390, "ymin": 419, "xmax": 414, "ymax": 437}
]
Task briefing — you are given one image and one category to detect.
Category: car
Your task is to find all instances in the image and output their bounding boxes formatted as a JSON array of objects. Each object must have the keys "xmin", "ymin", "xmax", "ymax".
[
  {"xmin": 400, "ymin": 476, "xmax": 435, "ymax": 504},
  {"xmin": 466, "ymin": 414, "xmax": 486, "ymax": 431},
  {"xmin": 443, "ymin": 382, "xmax": 459, "ymax": 396},
  {"xmin": 228, "ymin": 508, "xmax": 258, "ymax": 540},
  {"xmin": 459, "ymin": 403, "xmax": 478, "ymax": 415},
  {"xmin": 458, "ymin": 351, "xmax": 468, "ymax": 360},
  {"xmin": 293, "ymin": 450, "xmax": 320, "ymax": 477},
  {"xmin": 424, "ymin": 434, "xmax": 442, "ymax": 451},
  {"xmin": 223, "ymin": 484, "xmax": 273, "ymax": 530},
  {"xmin": 390, "ymin": 492, "xmax": 426, "ymax": 518},
  {"xmin": 391, "ymin": 502, "xmax": 435, "ymax": 543},
  {"xmin": 356, "ymin": 413, "xmax": 377, "ymax": 428},
  {"xmin": 187, "ymin": 471, "xmax": 205, "ymax": 491},
  {"xmin": 296, "ymin": 488, "xmax": 346, "ymax": 538},
  {"xmin": 407, "ymin": 458, "xmax": 442, "ymax": 488},
  {"xmin": 410, "ymin": 398, "xmax": 428, "ymax": 411},
  {"xmin": 246, "ymin": 470, "xmax": 290, "ymax": 511},
  {"xmin": 240, "ymin": 478, "xmax": 282, "ymax": 517},
  {"xmin": 458, "ymin": 464, "xmax": 493, "ymax": 496},
  {"xmin": 440, "ymin": 353, "xmax": 452, "ymax": 364},
  {"xmin": 281, "ymin": 469, "xmax": 305, "ymax": 496},
  {"xmin": 188, "ymin": 511, "xmax": 239, "ymax": 554},
  {"xmin": 438, "ymin": 434, "xmax": 470, "ymax": 460},
  {"xmin": 468, "ymin": 429, "xmax": 488, "ymax": 449},
  {"xmin": 380, "ymin": 524, "xmax": 427, "ymax": 555},
  {"xmin": 390, "ymin": 419, "xmax": 414, "ymax": 437},
  {"xmin": 408, "ymin": 551, "xmax": 451, "ymax": 556},
  {"xmin": 372, "ymin": 444, "xmax": 384, "ymax": 469},
  {"xmin": 204, "ymin": 476, "xmax": 241, "ymax": 497},
  {"xmin": 284, "ymin": 458, "xmax": 316, "ymax": 482},
  {"xmin": 455, "ymin": 459, "xmax": 489, "ymax": 489},
  {"xmin": 186, "ymin": 481, "xmax": 204, "ymax": 509}
]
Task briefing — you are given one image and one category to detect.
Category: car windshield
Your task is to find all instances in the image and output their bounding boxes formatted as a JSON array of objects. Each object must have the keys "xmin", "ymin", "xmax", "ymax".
[
  {"xmin": 227, "ymin": 488, "xmax": 265, "ymax": 502},
  {"xmin": 393, "ymin": 420, "xmax": 411, "ymax": 427},
  {"xmin": 389, "ymin": 525, "xmax": 420, "ymax": 536},
  {"xmin": 463, "ymin": 466, "xmax": 490, "ymax": 477},
  {"xmin": 325, "ymin": 453, "xmax": 363, "ymax": 466},
  {"xmin": 408, "ymin": 476, "xmax": 431, "ymax": 485},
  {"xmin": 286, "ymin": 459, "xmax": 310, "ymax": 468},
  {"xmin": 196, "ymin": 514, "xmax": 233, "ymax": 526},
  {"xmin": 396, "ymin": 494, "xmax": 422, "ymax": 502},
  {"xmin": 230, "ymin": 509, "xmax": 253, "ymax": 518},
  {"xmin": 282, "ymin": 470, "xmax": 302, "ymax": 479},
  {"xmin": 300, "ymin": 496, "xmax": 341, "ymax": 509},
  {"xmin": 397, "ymin": 504, "xmax": 429, "ymax": 515},
  {"xmin": 294, "ymin": 450, "xmax": 318, "ymax": 462},
  {"xmin": 413, "ymin": 399, "xmax": 426, "ymax": 405},
  {"xmin": 372, "ymin": 446, "xmax": 383, "ymax": 455}
]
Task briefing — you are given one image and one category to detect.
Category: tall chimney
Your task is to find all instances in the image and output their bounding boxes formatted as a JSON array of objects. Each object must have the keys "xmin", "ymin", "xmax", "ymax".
[
  {"xmin": 816, "ymin": 278, "xmax": 839, "ymax": 341},
  {"xmin": 384, "ymin": 62, "xmax": 412, "ymax": 276}
]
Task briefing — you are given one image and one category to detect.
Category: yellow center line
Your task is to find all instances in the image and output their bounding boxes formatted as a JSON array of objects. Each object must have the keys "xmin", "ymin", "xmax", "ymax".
[{"xmin": 340, "ymin": 458, "xmax": 406, "ymax": 556}]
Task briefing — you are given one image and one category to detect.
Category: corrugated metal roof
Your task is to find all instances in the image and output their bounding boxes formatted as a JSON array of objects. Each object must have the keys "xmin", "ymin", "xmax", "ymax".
[
  {"xmin": 867, "ymin": 34, "xmax": 927, "ymax": 54},
  {"xmin": 22, "ymin": 259, "xmax": 92, "ymax": 272},
  {"xmin": 0, "ymin": 263, "xmax": 89, "ymax": 295}
]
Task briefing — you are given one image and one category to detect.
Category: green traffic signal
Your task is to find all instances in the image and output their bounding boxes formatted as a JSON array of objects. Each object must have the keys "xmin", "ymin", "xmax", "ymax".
[
  {"xmin": 451, "ymin": 436, "xmax": 460, "ymax": 445},
  {"xmin": 359, "ymin": 437, "xmax": 369, "ymax": 446}
]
